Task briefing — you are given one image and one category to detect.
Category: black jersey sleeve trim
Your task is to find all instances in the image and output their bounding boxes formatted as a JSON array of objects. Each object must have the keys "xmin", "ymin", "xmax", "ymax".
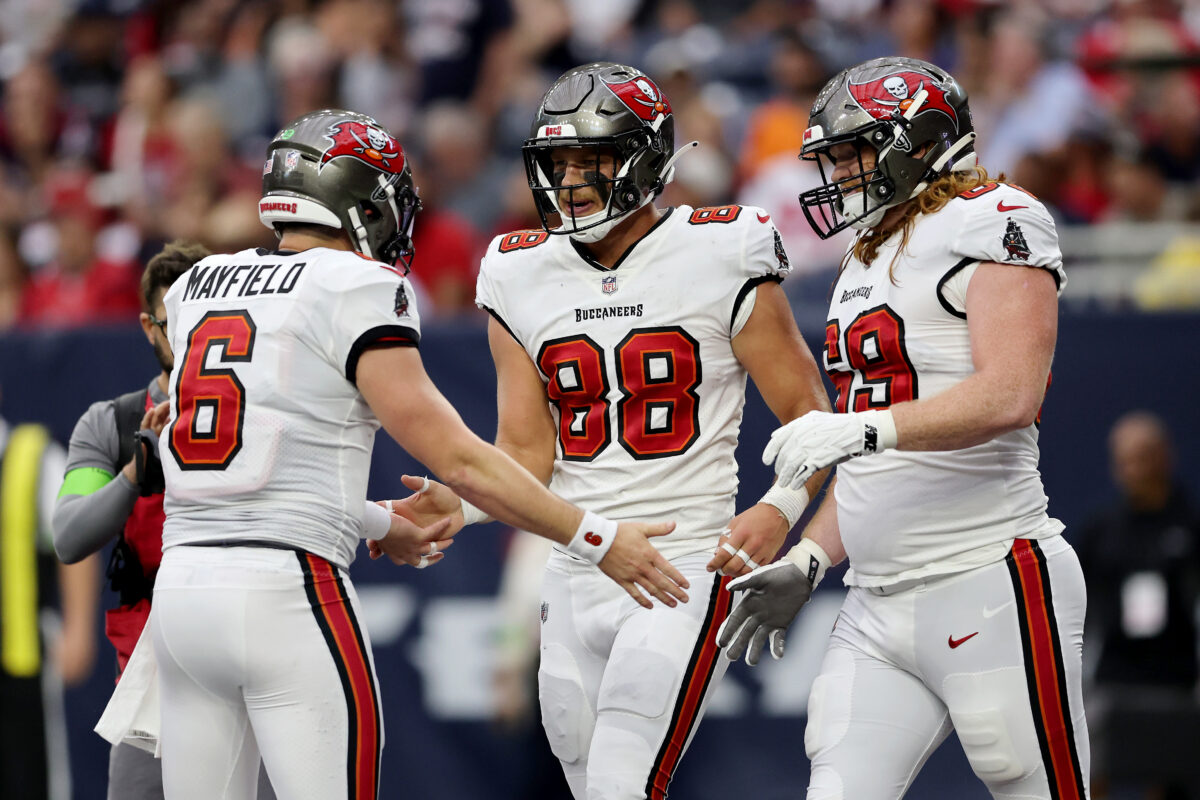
[
  {"xmin": 480, "ymin": 305, "xmax": 523, "ymax": 348},
  {"xmin": 936, "ymin": 257, "xmax": 977, "ymax": 320},
  {"xmin": 730, "ymin": 275, "xmax": 784, "ymax": 333},
  {"xmin": 346, "ymin": 324, "xmax": 420, "ymax": 385}
]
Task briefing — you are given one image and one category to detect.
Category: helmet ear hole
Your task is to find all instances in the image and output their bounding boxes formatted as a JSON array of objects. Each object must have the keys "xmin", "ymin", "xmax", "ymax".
[{"xmin": 616, "ymin": 184, "xmax": 640, "ymax": 211}]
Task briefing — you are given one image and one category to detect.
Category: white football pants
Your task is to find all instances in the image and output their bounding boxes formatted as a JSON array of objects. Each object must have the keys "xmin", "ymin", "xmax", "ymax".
[
  {"xmin": 538, "ymin": 551, "xmax": 733, "ymax": 800},
  {"xmin": 152, "ymin": 546, "xmax": 382, "ymax": 800},
  {"xmin": 805, "ymin": 536, "xmax": 1090, "ymax": 800}
]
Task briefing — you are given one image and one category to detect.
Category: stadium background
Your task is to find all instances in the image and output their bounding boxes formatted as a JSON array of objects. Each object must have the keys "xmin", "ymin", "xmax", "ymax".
[{"xmin": 2, "ymin": 0, "xmax": 1198, "ymax": 797}]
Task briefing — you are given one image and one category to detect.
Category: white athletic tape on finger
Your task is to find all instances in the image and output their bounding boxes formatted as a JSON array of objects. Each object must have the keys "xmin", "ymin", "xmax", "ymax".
[
  {"xmin": 720, "ymin": 542, "xmax": 738, "ymax": 557},
  {"xmin": 417, "ymin": 554, "xmax": 431, "ymax": 569},
  {"xmin": 745, "ymin": 556, "xmax": 760, "ymax": 570},
  {"xmin": 735, "ymin": 548, "xmax": 753, "ymax": 565},
  {"xmin": 386, "ymin": 499, "xmax": 395, "ymax": 513},
  {"xmin": 427, "ymin": 542, "xmax": 437, "ymax": 556},
  {"xmin": 719, "ymin": 527, "xmax": 732, "ymax": 537},
  {"xmin": 418, "ymin": 476, "xmax": 431, "ymax": 494}
]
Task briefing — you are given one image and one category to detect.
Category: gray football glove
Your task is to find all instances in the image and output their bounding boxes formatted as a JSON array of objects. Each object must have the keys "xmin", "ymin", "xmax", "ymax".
[{"xmin": 716, "ymin": 538, "xmax": 831, "ymax": 666}]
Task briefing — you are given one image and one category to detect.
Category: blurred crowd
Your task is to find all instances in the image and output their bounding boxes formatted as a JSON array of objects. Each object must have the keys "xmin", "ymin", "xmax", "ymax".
[{"xmin": 1, "ymin": 0, "xmax": 1199, "ymax": 327}]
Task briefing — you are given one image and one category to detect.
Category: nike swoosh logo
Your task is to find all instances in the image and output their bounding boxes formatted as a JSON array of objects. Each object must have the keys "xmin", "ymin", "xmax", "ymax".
[
  {"xmin": 948, "ymin": 632, "xmax": 979, "ymax": 649},
  {"xmin": 996, "ymin": 201, "xmax": 1027, "ymax": 212},
  {"xmin": 982, "ymin": 601, "xmax": 1013, "ymax": 619},
  {"xmin": 757, "ymin": 212, "xmax": 771, "ymax": 223}
]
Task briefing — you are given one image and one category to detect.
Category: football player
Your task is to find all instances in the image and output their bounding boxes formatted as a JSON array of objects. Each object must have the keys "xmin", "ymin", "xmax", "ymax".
[
  {"xmin": 718, "ymin": 57, "xmax": 1091, "ymax": 799},
  {"xmin": 392, "ymin": 62, "xmax": 832, "ymax": 798},
  {"xmin": 150, "ymin": 109, "xmax": 688, "ymax": 800}
]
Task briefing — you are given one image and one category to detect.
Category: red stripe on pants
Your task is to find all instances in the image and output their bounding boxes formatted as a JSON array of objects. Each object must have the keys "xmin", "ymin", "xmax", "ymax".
[
  {"xmin": 1010, "ymin": 540, "xmax": 1082, "ymax": 800},
  {"xmin": 648, "ymin": 576, "xmax": 732, "ymax": 800},
  {"xmin": 305, "ymin": 554, "xmax": 380, "ymax": 800}
]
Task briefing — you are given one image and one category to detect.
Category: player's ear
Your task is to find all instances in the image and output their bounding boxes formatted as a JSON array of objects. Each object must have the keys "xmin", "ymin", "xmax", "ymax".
[{"xmin": 138, "ymin": 312, "xmax": 156, "ymax": 344}]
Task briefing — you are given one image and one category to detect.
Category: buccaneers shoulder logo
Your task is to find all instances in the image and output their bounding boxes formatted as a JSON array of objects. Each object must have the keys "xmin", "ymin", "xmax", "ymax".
[
  {"xmin": 601, "ymin": 75, "xmax": 671, "ymax": 123},
  {"xmin": 848, "ymin": 71, "xmax": 959, "ymax": 131},
  {"xmin": 320, "ymin": 121, "xmax": 405, "ymax": 174}
]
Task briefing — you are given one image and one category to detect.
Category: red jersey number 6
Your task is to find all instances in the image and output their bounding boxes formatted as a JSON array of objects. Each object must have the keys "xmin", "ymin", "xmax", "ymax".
[{"xmin": 169, "ymin": 310, "xmax": 257, "ymax": 470}]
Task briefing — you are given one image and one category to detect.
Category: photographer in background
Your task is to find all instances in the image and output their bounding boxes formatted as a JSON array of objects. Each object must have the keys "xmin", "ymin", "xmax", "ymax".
[{"xmin": 1078, "ymin": 410, "xmax": 1200, "ymax": 799}]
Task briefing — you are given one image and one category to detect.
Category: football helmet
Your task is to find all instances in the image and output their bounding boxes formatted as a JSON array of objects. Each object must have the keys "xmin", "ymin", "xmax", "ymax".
[
  {"xmin": 523, "ymin": 62, "xmax": 695, "ymax": 243},
  {"xmin": 799, "ymin": 57, "xmax": 977, "ymax": 238},
  {"xmin": 259, "ymin": 109, "xmax": 421, "ymax": 270}
]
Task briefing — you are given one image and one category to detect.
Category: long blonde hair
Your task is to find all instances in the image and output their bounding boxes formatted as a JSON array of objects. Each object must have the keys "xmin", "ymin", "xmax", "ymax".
[{"xmin": 845, "ymin": 166, "xmax": 1002, "ymax": 282}]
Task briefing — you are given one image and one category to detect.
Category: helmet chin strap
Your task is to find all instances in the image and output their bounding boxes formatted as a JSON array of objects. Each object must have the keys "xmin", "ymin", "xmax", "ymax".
[
  {"xmin": 566, "ymin": 140, "xmax": 699, "ymax": 243},
  {"xmin": 377, "ymin": 174, "xmax": 400, "ymax": 230},
  {"xmin": 907, "ymin": 131, "xmax": 978, "ymax": 199},
  {"xmin": 658, "ymin": 140, "xmax": 698, "ymax": 187},
  {"xmin": 567, "ymin": 193, "xmax": 653, "ymax": 243},
  {"xmin": 844, "ymin": 193, "xmax": 889, "ymax": 231},
  {"xmin": 346, "ymin": 205, "xmax": 375, "ymax": 260}
]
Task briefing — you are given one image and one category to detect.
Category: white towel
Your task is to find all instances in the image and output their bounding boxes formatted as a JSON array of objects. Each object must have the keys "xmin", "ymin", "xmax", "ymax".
[{"xmin": 94, "ymin": 609, "xmax": 161, "ymax": 757}]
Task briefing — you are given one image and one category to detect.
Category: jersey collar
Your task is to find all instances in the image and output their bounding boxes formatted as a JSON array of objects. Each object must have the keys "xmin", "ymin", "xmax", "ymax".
[{"xmin": 568, "ymin": 207, "xmax": 675, "ymax": 273}]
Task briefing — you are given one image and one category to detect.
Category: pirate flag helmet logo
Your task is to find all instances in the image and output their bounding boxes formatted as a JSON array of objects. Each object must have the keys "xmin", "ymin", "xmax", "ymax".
[
  {"xmin": 320, "ymin": 121, "xmax": 406, "ymax": 174},
  {"xmin": 847, "ymin": 70, "xmax": 960, "ymax": 131},
  {"xmin": 600, "ymin": 74, "xmax": 672, "ymax": 123}
]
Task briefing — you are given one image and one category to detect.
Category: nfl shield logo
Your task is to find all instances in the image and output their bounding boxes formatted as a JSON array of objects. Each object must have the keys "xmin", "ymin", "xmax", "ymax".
[{"xmin": 601, "ymin": 275, "xmax": 617, "ymax": 294}]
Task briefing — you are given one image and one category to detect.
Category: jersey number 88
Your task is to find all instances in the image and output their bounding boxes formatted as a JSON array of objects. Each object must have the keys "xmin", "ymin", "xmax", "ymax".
[{"xmin": 537, "ymin": 326, "xmax": 701, "ymax": 461}]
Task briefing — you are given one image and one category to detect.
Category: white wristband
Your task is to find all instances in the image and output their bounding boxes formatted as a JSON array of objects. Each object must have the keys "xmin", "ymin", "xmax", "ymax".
[
  {"xmin": 759, "ymin": 484, "xmax": 809, "ymax": 530},
  {"xmin": 362, "ymin": 501, "xmax": 391, "ymax": 540},
  {"xmin": 460, "ymin": 498, "xmax": 490, "ymax": 526},
  {"xmin": 859, "ymin": 409, "xmax": 898, "ymax": 454},
  {"xmin": 783, "ymin": 537, "xmax": 832, "ymax": 589},
  {"xmin": 565, "ymin": 510, "xmax": 618, "ymax": 565}
]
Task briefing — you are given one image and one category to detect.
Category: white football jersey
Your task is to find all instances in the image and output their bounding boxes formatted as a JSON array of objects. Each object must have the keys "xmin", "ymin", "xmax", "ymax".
[
  {"xmin": 159, "ymin": 246, "xmax": 421, "ymax": 568},
  {"xmin": 477, "ymin": 205, "xmax": 791, "ymax": 561},
  {"xmin": 828, "ymin": 182, "xmax": 1067, "ymax": 587}
]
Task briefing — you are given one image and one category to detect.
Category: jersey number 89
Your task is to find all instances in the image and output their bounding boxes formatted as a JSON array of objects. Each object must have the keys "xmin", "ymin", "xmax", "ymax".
[
  {"xmin": 537, "ymin": 326, "xmax": 701, "ymax": 461},
  {"xmin": 824, "ymin": 305, "xmax": 918, "ymax": 412}
]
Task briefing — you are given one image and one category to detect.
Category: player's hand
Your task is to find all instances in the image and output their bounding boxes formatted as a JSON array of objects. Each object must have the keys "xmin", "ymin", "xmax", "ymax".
[
  {"xmin": 389, "ymin": 474, "xmax": 468, "ymax": 532},
  {"xmin": 716, "ymin": 559, "xmax": 814, "ymax": 666},
  {"xmin": 143, "ymin": 400, "xmax": 171, "ymax": 435},
  {"xmin": 599, "ymin": 522, "xmax": 689, "ymax": 610},
  {"xmin": 763, "ymin": 409, "xmax": 895, "ymax": 489},
  {"xmin": 706, "ymin": 503, "xmax": 790, "ymax": 577},
  {"xmin": 120, "ymin": 401, "xmax": 173, "ymax": 484},
  {"xmin": 368, "ymin": 514, "xmax": 455, "ymax": 568}
]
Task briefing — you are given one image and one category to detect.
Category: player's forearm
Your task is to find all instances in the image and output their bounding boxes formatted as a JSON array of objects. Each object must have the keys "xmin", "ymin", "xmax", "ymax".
[
  {"xmin": 492, "ymin": 434, "xmax": 555, "ymax": 486},
  {"xmin": 888, "ymin": 368, "xmax": 1046, "ymax": 452},
  {"xmin": 57, "ymin": 553, "xmax": 99, "ymax": 637},
  {"xmin": 52, "ymin": 473, "xmax": 139, "ymax": 563},
  {"xmin": 798, "ymin": 479, "xmax": 846, "ymax": 566},
  {"xmin": 441, "ymin": 437, "xmax": 581, "ymax": 546}
]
